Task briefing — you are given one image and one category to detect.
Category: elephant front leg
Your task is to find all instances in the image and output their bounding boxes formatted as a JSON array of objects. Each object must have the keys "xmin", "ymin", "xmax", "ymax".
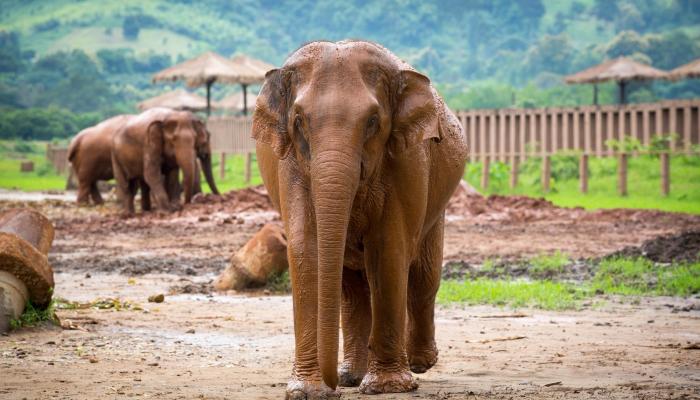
[
  {"xmin": 144, "ymin": 164, "xmax": 172, "ymax": 211},
  {"xmin": 407, "ymin": 215, "xmax": 444, "ymax": 374},
  {"xmin": 339, "ymin": 267, "xmax": 370, "ymax": 387},
  {"xmin": 139, "ymin": 180, "xmax": 151, "ymax": 212},
  {"xmin": 360, "ymin": 228, "xmax": 417, "ymax": 394}
]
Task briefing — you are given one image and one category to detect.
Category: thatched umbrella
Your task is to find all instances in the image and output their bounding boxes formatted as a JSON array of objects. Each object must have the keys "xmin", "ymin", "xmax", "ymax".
[
  {"xmin": 152, "ymin": 51, "xmax": 247, "ymax": 116},
  {"xmin": 565, "ymin": 57, "xmax": 668, "ymax": 104},
  {"xmin": 668, "ymin": 58, "xmax": 700, "ymax": 80},
  {"xmin": 216, "ymin": 91, "xmax": 259, "ymax": 114},
  {"xmin": 229, "ymin": 54, "xmax": 275, "ymax": 115},
  {"xmin": 137, "ymin": 89, "xmax": 209, "ymax": 112}
]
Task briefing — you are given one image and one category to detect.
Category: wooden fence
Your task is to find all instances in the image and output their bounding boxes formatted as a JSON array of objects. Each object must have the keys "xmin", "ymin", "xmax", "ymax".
[
  {"xmin": 206, "ymin": 116, "xmax": 257, "ymax": 182},
  {"xmin": 46, "ymin": 144, "xmax": 69, "ymax": 174},
  {"xmin": 455, "ymin": 99, "xmax": 700, "ymax": 195}
]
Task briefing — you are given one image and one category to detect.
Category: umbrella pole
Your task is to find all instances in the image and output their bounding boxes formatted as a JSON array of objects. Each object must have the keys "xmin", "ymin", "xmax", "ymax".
[
  {"xmin": 206, "ymin": 80, "xmax": 213, "ymax": 117},
  {"xmin": 618, "ymin": 80, "xmax": 626, "ymax": 105},
  {"xmin": 593, "ymin": 84, "xmax": 598, "ymax": 106},
  {"xmin": 242, "ymin": 84, "xmax": 248, "ymax": 116}
]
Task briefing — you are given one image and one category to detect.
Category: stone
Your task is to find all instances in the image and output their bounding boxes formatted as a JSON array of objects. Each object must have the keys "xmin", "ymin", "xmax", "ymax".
[{"xmin": 214, "ymin": 223, "xmax": 288, "ymax": 291}]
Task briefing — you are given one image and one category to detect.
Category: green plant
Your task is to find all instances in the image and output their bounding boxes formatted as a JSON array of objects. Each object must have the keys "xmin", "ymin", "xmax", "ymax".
[
  {"xmin": 605, "ymin": 135, "xmax": 642, "ymax": 153},
  {"xmin": 13, "ymin": 142, "xmax": 34, "ymax": 153},
  {"xmin": 592, "ymin": 257, "xmax": 700, "ymax": 296},
  {"xmin": 530, "ymin": 250, "xmax": 570, "ymax": 277},
  {"xmin": 267, "ymin": 270, "xmax": 291, "ymax": 293},
  {"xmin": 10, "ymin": 300, "xmax": 58, "ymax": 329}
]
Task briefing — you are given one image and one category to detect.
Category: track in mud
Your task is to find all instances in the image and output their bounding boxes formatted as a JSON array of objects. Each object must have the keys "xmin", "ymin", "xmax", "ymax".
[{"xmin": 1, "ymin": 187, "xmax": 700, "ymax": 399}]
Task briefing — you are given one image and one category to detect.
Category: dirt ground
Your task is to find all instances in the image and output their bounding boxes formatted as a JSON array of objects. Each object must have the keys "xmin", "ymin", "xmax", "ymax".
[{"xmin": 1, "ymin": 187, "xmax": 700, "ymax": 399}]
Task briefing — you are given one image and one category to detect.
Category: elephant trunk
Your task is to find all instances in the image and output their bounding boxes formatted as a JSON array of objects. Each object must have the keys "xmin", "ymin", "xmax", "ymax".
[
  {"xmin": 176, "ymin": 149, "xmax": 196, "ymax": 204},
  {"xmin": 199, "ymin": 153, "xmax": 220, "ymax": 195},
  {"xmin": 311, "ymin": 147, "xmax": 360, "ymax": 390}
]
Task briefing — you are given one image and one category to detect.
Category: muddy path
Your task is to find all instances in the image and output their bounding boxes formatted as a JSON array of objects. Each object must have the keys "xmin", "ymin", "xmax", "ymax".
[{"xmin": 1, "ymin": 188, "xmax": 700, "ymax": 399}]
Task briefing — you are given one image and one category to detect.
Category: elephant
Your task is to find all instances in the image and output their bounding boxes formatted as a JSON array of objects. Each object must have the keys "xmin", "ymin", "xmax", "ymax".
[
  {"xmin": 252, "ymin": 40, "xmax": 468, "ymax": 398},
  {"xmin": 111, "ymin": 107, "xmax": 219, "ymax": 214},
  {"xmin": 67, "ymin": 114, "xmax": 134, "ymax": 205}
]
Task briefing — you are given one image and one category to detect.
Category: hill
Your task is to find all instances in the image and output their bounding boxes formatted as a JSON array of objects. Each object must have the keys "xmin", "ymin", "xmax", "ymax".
[{"xmin": 0, "ymin": 0, "xmax": 699, "ymax": 139}]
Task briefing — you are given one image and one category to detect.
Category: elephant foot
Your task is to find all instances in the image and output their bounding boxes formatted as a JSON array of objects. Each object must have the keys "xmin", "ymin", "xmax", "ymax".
[
  {"xmin": 286, "ymin": 379, "xmax": 340, "ymax": 400},
  {"xmin": 358, "ymin": 369, "xmax": 418, "ymax": 394},
  {"xmin": 338, "ymin": 362, "xmax": 365, "ymax": 387},
  {"xmin": 408, "ymin": 341, "xmax": 438, "ymax": 374}
]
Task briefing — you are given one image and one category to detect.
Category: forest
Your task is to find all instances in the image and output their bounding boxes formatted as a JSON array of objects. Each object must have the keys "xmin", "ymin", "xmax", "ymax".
[{"xmin": 0, "ymin": 0, "xmax": 699, "ymax": 139}]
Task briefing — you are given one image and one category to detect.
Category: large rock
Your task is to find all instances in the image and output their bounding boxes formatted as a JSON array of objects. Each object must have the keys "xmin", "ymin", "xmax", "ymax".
[
  {"xmin": 0, "ymin": 209, "xmax": 55, "ymax": 332},
  {"xmin": 214, "ymin": 223, "xmax": 288, "ymax": 291}
]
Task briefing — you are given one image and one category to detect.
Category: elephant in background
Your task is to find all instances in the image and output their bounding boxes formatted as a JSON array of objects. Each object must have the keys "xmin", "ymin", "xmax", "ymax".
[
  {"xmin": 111, "ymin": 107, "xmax": 219, "ymax": 214},
  {"xmin": 252, "ymin": 40, "xmax": 467, "ymax": 398},
  {"xmin": 67, "ymin": 114, "xmax": 134, "ymax": 205}
]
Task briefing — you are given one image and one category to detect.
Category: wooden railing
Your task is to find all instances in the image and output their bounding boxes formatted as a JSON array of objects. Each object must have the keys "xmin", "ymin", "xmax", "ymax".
[{"xmin": 455, "ymin": 99, "xmax": 700, "ymax": 195}]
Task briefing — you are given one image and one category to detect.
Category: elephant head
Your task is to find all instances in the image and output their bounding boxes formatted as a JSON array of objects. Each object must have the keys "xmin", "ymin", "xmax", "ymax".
[
  {"xmin": 252, "ymin": 40, "xmax": 440, "ymax": 389},
  {"xmin": 145, "ymin": 110, "xmax": 219, "ymax": 207}
]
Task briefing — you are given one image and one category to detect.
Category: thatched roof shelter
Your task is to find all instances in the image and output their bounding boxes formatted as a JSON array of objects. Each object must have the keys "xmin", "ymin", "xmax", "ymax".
[
  {"xmin": 565, "ymin": 57, "xmax": 668, "ymax": 104},
  {"xmin": 152, "ymin": 52, "xmax": 252, "ymax": 115},
  {"xmin": 216, "ymin": 92, "xmax": 259, "ymax": 114},
  {"xmin": 228, "ymin": 54, "xmax": 275, "ymax": 115},
  {"xmin": 137, "ymin": 89, "xmax": 209, "ymax": 112},
  {"xmin": 668, "ymin": 58, "xmax": 700, "ymax": 80}
]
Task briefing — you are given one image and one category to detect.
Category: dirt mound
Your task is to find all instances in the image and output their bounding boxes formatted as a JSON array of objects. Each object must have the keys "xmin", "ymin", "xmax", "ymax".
[
  {"xmin": 609, "ymin": 230, "xmax": 700, "ymax": 263},
  {"xmin": 189, "ymin": 185, "xmax": 274, "ymax": 214}
]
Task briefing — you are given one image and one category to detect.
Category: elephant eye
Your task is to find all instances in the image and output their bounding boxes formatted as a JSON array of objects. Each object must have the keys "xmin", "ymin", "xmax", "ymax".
[{"xmin": 365, "ymin": 115, "xmax": 379, "ymax": 137}]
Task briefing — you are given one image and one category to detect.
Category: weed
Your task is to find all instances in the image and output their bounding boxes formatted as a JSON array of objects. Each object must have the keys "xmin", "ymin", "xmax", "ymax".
[
  {"xmin": 10, "ymin": 300, "xmax": 58, "ymax": 330},
  {"xmin": 530, "ymin": 250, "xmax": 570, "ymax": 277},
  {"xmin": 267, "ymin": 270, "xmax": 291, "ymax": 293}
]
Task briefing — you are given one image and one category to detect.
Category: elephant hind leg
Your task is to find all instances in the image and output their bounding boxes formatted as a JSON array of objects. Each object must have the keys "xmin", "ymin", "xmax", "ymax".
[
  {"xmin": 76, "ymin": 182, "xmax": 91, "ymax": 205},
  {"xmin": 406, "ymin": 215, "xmax": 444, "ymax": 374},
  {"xmin": 339, "ymin": 267, "xmax": 371, "ymax": 387},
  {"xmin": 139, "ymin": 180, "xmax": 151, "ymax": 212},
  {"xmin": 90, "ymin": 182, "xmax": 103, "ymax": 205}
]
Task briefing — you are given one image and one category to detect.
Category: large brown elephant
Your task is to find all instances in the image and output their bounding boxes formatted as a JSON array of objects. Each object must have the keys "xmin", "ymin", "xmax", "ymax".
[
  {"xmin": 67, "ymin": 115, "xmax": 133, "ymax": 205},
  {"xmin": 252, "ymin": 40, "xmax": 468, "ymax": 398},
  {"xmin": 111, "ymin": 107, "xmax": 219, "ymax": 214}
]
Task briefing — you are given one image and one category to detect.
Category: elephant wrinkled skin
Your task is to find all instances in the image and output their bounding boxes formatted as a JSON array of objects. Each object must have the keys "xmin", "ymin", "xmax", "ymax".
[
  {"xmin": 68, "ymin": 115, "xmax": 134, "ymax": 205},
  {"xmin": 252, "ymin": 40, "xmax": 468, "ymax": 398},
  {"xmin": 111, "ymin": 107, "xmax": 219, "ymax": 214}
]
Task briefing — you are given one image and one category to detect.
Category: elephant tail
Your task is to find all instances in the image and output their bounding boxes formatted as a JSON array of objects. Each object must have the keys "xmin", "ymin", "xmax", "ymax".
[{"xmin": 67, "ymin": 134, "xmax": 82, "ymax": 163}]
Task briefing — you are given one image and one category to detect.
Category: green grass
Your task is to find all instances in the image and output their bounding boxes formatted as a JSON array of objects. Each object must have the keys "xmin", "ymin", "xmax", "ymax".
[
  {"xmin": 439, "ymin": 257, "xmax": 700, "ymax": 310},
  {"xmin": 529, "ymin": 250, "xmax": 570, "ymax": 276},
  {"xmin": 0, "ymin": 140, "xmax": 67, "ymax": 191},
  {"xmin": 208, "ymin": 153, "xmax": 264, "ymax": 193},
  {"xmin": 438, "ymin": 279, "xmax": 587, "ymax": 310},
  {"xmin": 465, "ymin": 154, "xmax": 700, "ymax": 214},
  {"xmin": 10, "ymin": 300, "xmax": 58, "ymax": 330}
]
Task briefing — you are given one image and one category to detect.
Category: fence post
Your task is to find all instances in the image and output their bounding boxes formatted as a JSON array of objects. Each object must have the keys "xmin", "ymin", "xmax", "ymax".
[
  {"xmin": 541, "ymin": 155, "xmax": 551, "ymax": 193},
  {"xmin": 219, "ymin": 152, "xmax": 226, "ymax": 180},
  {"xmin": 579, "ymin": 154, "xmax": 588, "ymax": 194},
  {"xmin": 510, "ymin": 157, "xmax": 518, "ymax": 189},
  {"xmin": 245, "ymin": 152, "xmax": 252, "ymax": 183},
  {"xmin": 481, "ymin": 158, "xmax": 490, "ymax": 190},
  {"xmin": 660, "ymin": 152, "xmax": 670, "ymax": 197},
  {"xmin": 618, "ymin": 153, "xmax": 628, "ymax": 196}
]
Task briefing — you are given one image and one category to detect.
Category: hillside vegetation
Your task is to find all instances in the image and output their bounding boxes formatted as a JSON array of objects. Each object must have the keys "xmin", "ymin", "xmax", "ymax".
[{"xmin": 0, "ymin": 0, "xmax": 699, "ymax": 139}]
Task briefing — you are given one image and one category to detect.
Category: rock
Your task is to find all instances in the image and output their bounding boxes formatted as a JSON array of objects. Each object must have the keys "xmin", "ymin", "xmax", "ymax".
[
  {"xmin": 214, "ymin": 223, "xmax": 288, "ymax": 291},
  {"xmin": 148, "ymin": 294, "xmax": 165, "ymax": 303},
  {"xmin": 0, "ymin": 209, "xmax": 55, "ymax": 333}
]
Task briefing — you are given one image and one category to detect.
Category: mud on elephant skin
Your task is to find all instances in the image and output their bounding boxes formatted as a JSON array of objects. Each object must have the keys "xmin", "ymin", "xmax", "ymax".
[
  {"xmin": 68, "ymin": 114, "xmax": 134, "ymax": 205},
  {"xmin": 111, "ymin": 107, "xmax": 219, "ymax": 215},
  {"xmin": 252, "ymin": 40, "xmax": 468, "ymax": 398}
]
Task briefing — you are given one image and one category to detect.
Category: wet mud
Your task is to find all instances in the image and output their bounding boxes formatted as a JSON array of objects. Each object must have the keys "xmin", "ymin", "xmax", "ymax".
[{"xmin": 1, "ymin": 187, "xmax": 699, "ymax": 399}]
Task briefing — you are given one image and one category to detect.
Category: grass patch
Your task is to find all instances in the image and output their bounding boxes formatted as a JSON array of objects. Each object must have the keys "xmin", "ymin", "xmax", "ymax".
[
  {"xmin": 266, "ymin": 270, "xmax": 291, "ymax": 293},
  {"xmin": 529, "ymin": 250, "xmax": 570, "ymax": 277},
  {"xmin": 10, "ymin": 300, "xmax": 58, "ymax": 330},
  {"xmin": 465, "ymin": 154, "xmax": 700, "ymax": 214},
  {"xmin": 438, "ymin": 279, "xmax": 587, "ymax": 310},
  {"xmin": 0, "ymin": 140, "xmax": 67, "ymax": 191},
  {"xmin": 439, "ymin": 257, "xmax": 700, "ymax": 310},
  {"xmin": 592, "ymin": 257, "xmax": 700, "ymax": 297}
]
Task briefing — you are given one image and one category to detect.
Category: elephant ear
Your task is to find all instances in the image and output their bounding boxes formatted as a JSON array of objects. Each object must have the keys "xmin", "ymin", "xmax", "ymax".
[
  {"xmin": 144, "ymin": 120, "xmax": 169, "ymax": 175},
  {"xmin": 252, "ymin": 68, "xmax": 292, "ymax": 159},
  {"xmin": 390, "ymin": 70, "xmax": 441, "ymax": 156}
]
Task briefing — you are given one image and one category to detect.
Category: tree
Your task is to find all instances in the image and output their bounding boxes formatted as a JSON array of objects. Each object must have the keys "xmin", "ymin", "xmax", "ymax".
[
  {"xmin": 122, "ymin": 16, "xmax": 140, "ymax": 40},
  {"xmin": 0, "ymin": 31, "xmax": 23, "ymax": 73},
  {"xmin": 605, "ymin": 31, "xmax": 648, "ymax": 58},
  {"xmin": 526, "ymin": 34, "xmax": 576, "ymax": 75}
]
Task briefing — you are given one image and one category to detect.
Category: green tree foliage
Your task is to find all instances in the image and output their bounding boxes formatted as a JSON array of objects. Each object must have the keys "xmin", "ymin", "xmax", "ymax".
[
  {"xmin": 0, "ymin": 107, "xmax": 100, "ymax": 140},
  {"xmin": 0, "ymin": 30, "xmax": 22, "ymax": 73}
]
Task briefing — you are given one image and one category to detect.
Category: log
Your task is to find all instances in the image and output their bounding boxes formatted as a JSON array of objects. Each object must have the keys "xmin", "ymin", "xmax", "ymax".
[
  {"xmin": 0, "ymin": 209, "xmax": 55, "ymax": 332},
  {"xmin": 214, "ymin": 223, "xmax": 288, "ymax": 291}
]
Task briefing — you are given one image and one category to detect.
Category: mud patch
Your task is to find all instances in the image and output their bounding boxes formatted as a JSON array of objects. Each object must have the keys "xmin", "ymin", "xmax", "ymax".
[
  {"xmin": 50, "ymin": 254, "xmax": 227, "ymax": 276},
  {"xmin": 609, "ymin": 230, "xmax": 700, "ymax": 263}
]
